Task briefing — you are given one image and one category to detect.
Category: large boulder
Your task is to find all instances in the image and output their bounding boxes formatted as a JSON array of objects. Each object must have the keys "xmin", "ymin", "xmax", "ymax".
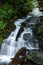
[{"xmin": 27, "ymin": 50, "xmax": 43, "ymax": 65}]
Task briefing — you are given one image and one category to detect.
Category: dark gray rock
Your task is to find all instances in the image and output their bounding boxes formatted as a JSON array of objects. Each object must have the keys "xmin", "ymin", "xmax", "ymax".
[
  {"xmin": 27, "ymin": 51, "xmax": 43, "ymax": 65},
  {"xmin": 23, "ymin": 33, "xmax": 32, "ymax": 41},
  {"xmin": 25, "ymin": 16, "xmax": 40, "ymax": 30}
]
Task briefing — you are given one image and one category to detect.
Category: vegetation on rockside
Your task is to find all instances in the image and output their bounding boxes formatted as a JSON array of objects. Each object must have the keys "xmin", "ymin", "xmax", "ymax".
[{"xmin": 0, "ymin": 21, "xmax": 16, "ymax": 43}]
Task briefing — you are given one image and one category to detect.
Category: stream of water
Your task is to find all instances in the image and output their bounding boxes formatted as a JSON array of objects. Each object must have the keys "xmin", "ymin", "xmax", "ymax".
[{"xmin": 0, "ymin": 8, "xmax": 43, "ymax": 65}]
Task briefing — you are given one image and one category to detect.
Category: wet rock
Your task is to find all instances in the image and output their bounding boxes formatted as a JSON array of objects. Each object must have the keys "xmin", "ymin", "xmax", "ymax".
[
  {"xmin": 9, "ymin": 47, "xmax": 27, "ymax": 65},
  {"xmin": 9, "ymin": 47, "xmax": 38, "ymax": 65},
  {"xmin": 0, "ymin": 42, "xmax": 2, "ymax": 49},
  {"xmin": 38, "ymin": 0, "xmax": 43, "ymax": 11},
  {"xmin": 15, "ymin": 23, "xmax": 24, "ymax": 41},
  {"xmin": 39, "ymin": 7, "xmax": 43, "ymax": 12},
  {"xmin": 39, "ymin": 25, "xmax": 43, "ymax": 30},
  {"xmin": 40, "ymin": 16, "xmax": 43, "ymax": 22},
  {"xmin": 39, "ymin": 40, "xmax": 43, "ymax": 50},
  {"xmin": 25, "ymin": 17, "xmax": 40, "ymax": 26},
  {"xmin": 23, "ymin": 59, "xmax": 38, "ymax": 65},
  {"xmin": 0, "ymin": 43, "xmax": 1, "ymax": 48},
  {"xmin": 27, "ymin": 51, "xmax": 43, "ymax": 65},
  {"xmin": 23, "ymin": 33, "xmax": 32, "ymax": 41},
  {"xmin": 37, "ymin": 24, "xmax": 43, "ymax": 38}
]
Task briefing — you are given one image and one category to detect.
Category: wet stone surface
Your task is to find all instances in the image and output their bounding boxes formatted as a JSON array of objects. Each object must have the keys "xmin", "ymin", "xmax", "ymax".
[
  {"xmin": 27, "ymin": 50, "xmax": 43, "ymax": 65},
  {"xmin": 23, "ymin": 33, "xmax": 32, "ymax": 41}
]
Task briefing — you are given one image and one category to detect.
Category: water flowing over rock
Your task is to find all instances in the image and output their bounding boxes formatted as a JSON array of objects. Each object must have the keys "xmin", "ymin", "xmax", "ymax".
[
  {"xmin": 0, "ymin": 8, "xmax": 43, "ymax": 64},
  {"xmin": 30, "ymin": 8, "xmax": 43, "ymax": 16}
]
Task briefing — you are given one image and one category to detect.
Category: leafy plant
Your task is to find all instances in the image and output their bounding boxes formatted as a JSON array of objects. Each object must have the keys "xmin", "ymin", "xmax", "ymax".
[
  {"xmin": 0, "ymin": 6, "xmax": 17, "ymax": 20},
  {"xmin": 0, "ymin": 21, "xmax": 6, "ymax": 30}
]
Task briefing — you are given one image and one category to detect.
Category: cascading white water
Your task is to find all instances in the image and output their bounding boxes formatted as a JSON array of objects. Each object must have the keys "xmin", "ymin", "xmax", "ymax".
[
  {"xmin": 0, "ymin": 26, "xmax": 20, "ymax": 55},
  {"xmin": 0, "ymin": 8, "xmax": 43, "ymax": 64},
  {"xmin": 31, "ymin": 8, "xmax": 43, "ymax": 16},
  {"xmin": 0, "ymin": 19, "xmax": 25, "ymax": 64}
]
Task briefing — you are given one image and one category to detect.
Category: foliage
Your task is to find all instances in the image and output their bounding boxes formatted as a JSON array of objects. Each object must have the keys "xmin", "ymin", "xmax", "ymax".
[
  {"xmin": 0, "ymin": 3, "xmax": 17, "ymax": 20},
  {"xmin": 0, "ymin": 0, "xmax": 38, "ymax": 18},
  {"xmin": 0, "ymin": 21, "xmax": 6, "ymax": 30}
]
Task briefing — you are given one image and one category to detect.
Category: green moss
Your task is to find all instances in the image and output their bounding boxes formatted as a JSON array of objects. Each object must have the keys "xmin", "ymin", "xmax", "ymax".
[
  {"xmin": 27, "ymin": 51, "xmax": 43, "ymax": 65},
  {"xmin": 0, "ymin": 21, "xmax": 6, "ymax": 30}
]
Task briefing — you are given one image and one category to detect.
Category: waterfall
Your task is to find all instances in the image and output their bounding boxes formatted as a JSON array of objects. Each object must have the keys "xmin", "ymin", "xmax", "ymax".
[
  {"xmin": 0, "ymin": 19, "xmax": 25, "ymax": 64},
  {"xmin": 0, "ymin": 8, "xmax": 43, "ymax": 64}
]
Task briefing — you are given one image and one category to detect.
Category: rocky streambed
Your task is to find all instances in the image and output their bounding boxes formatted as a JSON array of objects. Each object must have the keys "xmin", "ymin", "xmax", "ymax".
[{"xmin": 0, "ymin": 8, "xmax": 43, "ymax": 65}]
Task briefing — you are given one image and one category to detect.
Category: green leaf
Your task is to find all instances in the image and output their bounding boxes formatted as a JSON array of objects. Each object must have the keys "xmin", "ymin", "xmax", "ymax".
[{"xmin": 0, "ymin": 21, "xmax": 6, "ymax": 30}]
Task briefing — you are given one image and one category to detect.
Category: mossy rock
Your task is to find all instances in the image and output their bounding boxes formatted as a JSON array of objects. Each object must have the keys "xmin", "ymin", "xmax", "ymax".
[{"xmin": 27, "ymin": 51, "xmax": 43, "ymax": 65}]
